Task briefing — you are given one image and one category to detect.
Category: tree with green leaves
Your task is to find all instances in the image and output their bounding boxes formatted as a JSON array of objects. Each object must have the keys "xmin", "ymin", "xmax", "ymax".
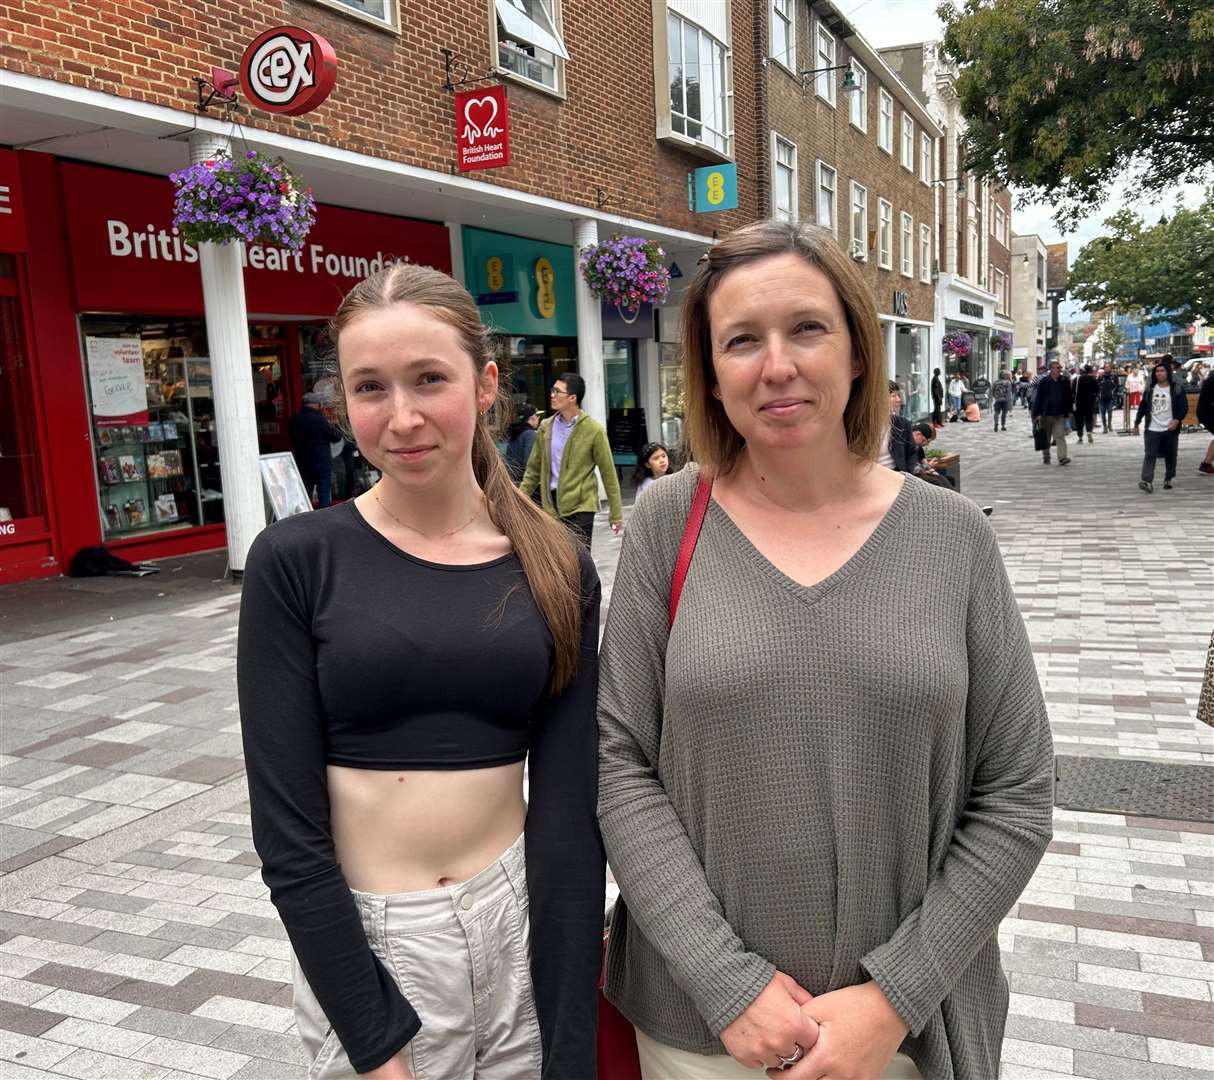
[
  {"xmin": 1068, "ymin": 188, "xmax": 1213, "ymax": 324},
  {"xmin": 1092, "ymin": 318, "xmax": 1130, "ymax": 363},
  {"xmin": 938, "ymin": 0, "xmax": 1214, "ymax": 228}
]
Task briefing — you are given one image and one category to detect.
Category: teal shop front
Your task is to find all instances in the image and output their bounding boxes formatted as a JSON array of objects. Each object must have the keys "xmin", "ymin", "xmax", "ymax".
[{"xmin": 462, "ymin": 227, "xmax": 579, "ymax": 417}]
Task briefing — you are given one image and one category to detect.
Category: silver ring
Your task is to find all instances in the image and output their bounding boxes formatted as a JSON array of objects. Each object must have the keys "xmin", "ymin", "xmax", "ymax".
[{"xmin": 777, "ymin": 1043, "xmax": 804, "ymax": 1070}]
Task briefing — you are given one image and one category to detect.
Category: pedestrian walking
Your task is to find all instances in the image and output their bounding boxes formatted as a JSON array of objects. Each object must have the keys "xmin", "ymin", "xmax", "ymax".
[
  {"xmin": 1031, "ymin": 360, "xmax": 1073, "ymax": 466},
  {"xmin": 634, "ymin": 441, "xmax": 672, "ymax": 499},
  {"xmin": 288, "ymin": 391, "xmax": 345, "ymax": 508},
  {"xmin": 1017, "ymin": 371, "xmax": 1031, "ymax": 408},
  {"xmin": 1097, "ymin": 365, "xmax": 1118, "ymax": 433},
  {"xmin": 519, "ymin": 372, "xmax": 624, "ymax": 550},
  {"xmin": 1134, "ymin": 361, "xmax": 1189, "ymax": 492},
  {"xmin": 946, "ymin": 373, "xmax": 966, "ymax": 421},
  {"xmin": 598, "ymin": 221, "xmax": 1054, "ymax": 1080},
  {"xmin": 503, "ymin": 402, "xmax": 538, "ymax": 482},
  {"xmin": 1074, "ymin": 364, "xmax": 1099, "ymax": 444},
  {"xmin": 991, "ymin": 369, "xmax": 1012, "ymax": 431},
  {"xmin": 1197, "ymin": 369, "xmax": 1214, "ymax": 475},
  {"xmin": 238, "ymin": 263, "xmax": 604, "ymax": 1080},
  {"xmin": 930, "ymin": 368, "xmax": 944, "ymax": 427},
  {"xmin": 1125, "ymin": 366, "xmax": 1145, "ymax": 411}
]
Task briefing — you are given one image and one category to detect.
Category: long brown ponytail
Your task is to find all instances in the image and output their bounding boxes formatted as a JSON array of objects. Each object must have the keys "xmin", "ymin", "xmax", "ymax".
[{"xmin": 328, "ymin": 263, "xmax": 584, "ymax": 694}]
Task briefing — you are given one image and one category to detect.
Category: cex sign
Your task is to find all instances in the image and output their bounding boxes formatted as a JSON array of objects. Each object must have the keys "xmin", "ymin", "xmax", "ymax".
[
  {"xmin": 240, "ymin": 26, "xmax": 337, "ymax": 115},
  {"xmin": 456, "ymin": 86, "xmax": 511, "ymax": 172}
]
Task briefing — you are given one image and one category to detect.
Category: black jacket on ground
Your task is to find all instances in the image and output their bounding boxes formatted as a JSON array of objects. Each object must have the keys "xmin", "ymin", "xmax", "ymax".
[
  {"xmin": 1135, "ymin": 382, "xmax": 1189, "ymax": 429},
  {"xmin": 1031, "ymin": 375, "xmax": 1073, "ymax": 419}
]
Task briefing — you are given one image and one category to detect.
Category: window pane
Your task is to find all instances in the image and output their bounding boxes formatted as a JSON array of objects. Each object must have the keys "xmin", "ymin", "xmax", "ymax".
[
  {"xmin": 330, "ymin": 0, "xmax": 390, "ymax": 23},
  {"xmin": 669, "ymin": 12, "xmax": 684, "ymax": 117},
  {"xmin": 700, "ymin": 32, "xmax": 716, "ymax": 138},
  {"xmin": 684, "ymin": 21, "xmax": 701, "ymax": 137}
]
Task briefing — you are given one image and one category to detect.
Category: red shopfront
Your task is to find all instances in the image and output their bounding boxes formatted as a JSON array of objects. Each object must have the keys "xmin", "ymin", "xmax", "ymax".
[{"xmin": 0, "ymin": 152, "xmax": 451, "ymax": 584}]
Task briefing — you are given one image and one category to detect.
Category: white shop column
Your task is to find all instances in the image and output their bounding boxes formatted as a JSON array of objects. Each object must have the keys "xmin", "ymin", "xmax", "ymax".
[
  {"xmin": 572, "ymin": 218, "xmax": 606, "ymax": 426},
  {"xmin": 189, "ymin": 131, "xmax": 265, "ymax": 575},
  {"xmin": 884, "ymin": 319, "xmax": 898, "ymax": 381}
]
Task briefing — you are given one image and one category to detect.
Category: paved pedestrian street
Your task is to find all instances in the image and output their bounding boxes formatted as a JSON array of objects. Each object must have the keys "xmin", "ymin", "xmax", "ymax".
[{"xmin": 0, "ymin": 410, "xmax": 1210, "ymax": 1080}]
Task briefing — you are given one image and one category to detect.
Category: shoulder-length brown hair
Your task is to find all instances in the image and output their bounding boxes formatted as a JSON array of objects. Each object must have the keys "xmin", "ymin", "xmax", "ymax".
[
  {"xmin": 328, "ymin": 262, "xmax": 583, "ymax": 695},
  {"xmin": 681, "ymin": 220, "xmax": 888, "ymax": 474}
]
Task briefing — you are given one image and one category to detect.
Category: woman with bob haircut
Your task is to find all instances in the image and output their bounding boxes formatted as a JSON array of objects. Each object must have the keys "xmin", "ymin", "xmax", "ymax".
[
  {"xmin": 597, "ymin": 221, "xmax": 1053, "ymax": 1080},
  {"xmin": 238, "ymin": 262, "xmax": 604, "ymax": 1079}
]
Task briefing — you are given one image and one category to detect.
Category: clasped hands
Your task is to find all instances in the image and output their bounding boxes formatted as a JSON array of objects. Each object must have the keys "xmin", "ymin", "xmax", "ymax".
[{"xmin": 720, "ymin": 972, "xmax": 909, "ymax": 1080}]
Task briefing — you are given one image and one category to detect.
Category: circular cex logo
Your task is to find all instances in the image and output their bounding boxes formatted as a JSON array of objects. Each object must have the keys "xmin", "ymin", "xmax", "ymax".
[{"xmin": 239, "ymin": 26, "xmax": 337, "ymax": 116}]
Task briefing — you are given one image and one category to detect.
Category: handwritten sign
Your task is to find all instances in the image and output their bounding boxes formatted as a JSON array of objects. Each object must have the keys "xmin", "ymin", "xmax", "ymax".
[
  {"xmin": 456, "ymin": 86, "xmax": 511, "ymax": 172},
  {"xmin": 86, "ymin": 337, "xmax": 149, "ymax": 428}
]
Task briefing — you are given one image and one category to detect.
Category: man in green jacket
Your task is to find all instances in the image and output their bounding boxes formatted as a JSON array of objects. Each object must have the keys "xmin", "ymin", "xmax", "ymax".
[{"xmin": 520, "ymin": 373, "xmax": 623, "ymax": 550}]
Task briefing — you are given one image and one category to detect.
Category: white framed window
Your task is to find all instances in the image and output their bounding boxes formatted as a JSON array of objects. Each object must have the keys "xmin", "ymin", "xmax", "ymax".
[
  {"xmin": 848, "ymin": 60, "xmax": 867, "ymax": 131},
  {"xmin": 495, "ymin": 0, "xmax": 568, "ymax": 92},
  {"xmin": 900, "ymin": 212, "xmax": 913, "ymax": 277},
  {"xmin": 666, "ymin": 9, "xmax": 731, "ymax": 154},
  {"xmin": 772, "ymin": 133, "xmax": 798, "ymax": 222},
  {"xmin": 920, "ymin": 132, "xmax": 932, "ymax": 184},
  {"xmin": 967, "ymin": 217, "xmax": 979, "ymax": 281},
  {"xmin": 814, "ymin": 23, "xmax": 836, "ymax": 105},
  {"xmin": 993, "ymin": 203, "xmax": 1007, "ymax": 246},
  {"xmin": 770, "ymin": 0, "xmax": 794, "ymax": 70},
  {"xmin": 993, "ymin": 267, "xmax": 1008, "ymax": 314},
  {"xmin": 311, "ymin": 0, "xmax": 397, "ymax": 29},
  {"xmin": 919, "ymin": 222, "xmax": 931, "ymax": 283},
  {"xmin": 876, "ymin": 199, "xmax": 892, "ymax": 269},
  {"xmin": 901, "ymin": 113, "xmax": 914, "ymax": 170},
  {"xmin": 815, "ymin": 161, "xmax": 837, "ymax": 234},
  {"xmin": 966, "ymin": 173, "xmax": 976, "ymax": 202},
  {"xmin": 850, "ymin": 181, "xmax": 867, "ymax": 260},
  {"xmin": 878, "ymin": 89, "xmax": 893, "ymax": 153}
]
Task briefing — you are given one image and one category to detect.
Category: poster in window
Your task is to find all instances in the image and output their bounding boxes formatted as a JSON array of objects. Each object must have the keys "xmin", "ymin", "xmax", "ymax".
[{"xmin": 86, "ymin": 337, "xmax": 150, "ymax": 428}]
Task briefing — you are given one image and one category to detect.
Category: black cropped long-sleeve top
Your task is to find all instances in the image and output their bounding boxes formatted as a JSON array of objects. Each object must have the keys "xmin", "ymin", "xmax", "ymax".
[{"xmin": 236, "ymin": 502, "xmax": 605, "ymax": 1076}]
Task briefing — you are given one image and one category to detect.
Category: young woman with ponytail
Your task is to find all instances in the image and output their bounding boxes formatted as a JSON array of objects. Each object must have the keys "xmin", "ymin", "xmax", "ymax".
[{"xmin": 237, "ymin": 263, "xmax": 604, "ymax": 1079}]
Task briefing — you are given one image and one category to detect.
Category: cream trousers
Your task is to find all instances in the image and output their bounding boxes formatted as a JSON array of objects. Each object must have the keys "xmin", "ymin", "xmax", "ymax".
[{"xmin": 636, "ymin": 1028, "xmax": 923, "ymax": 1080}]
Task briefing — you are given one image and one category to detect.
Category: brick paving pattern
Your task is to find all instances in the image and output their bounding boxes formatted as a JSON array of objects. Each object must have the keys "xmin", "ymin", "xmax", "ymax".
[{"xmin": 0, "ymin": 409, "xmax": 1211, "ymax": 1078}]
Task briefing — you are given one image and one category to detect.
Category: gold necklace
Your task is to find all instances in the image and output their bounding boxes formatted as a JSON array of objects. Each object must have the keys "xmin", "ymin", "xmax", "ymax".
[{"xmin": 373, "ymin": 489, "xmax": 483, "ymax": 541}]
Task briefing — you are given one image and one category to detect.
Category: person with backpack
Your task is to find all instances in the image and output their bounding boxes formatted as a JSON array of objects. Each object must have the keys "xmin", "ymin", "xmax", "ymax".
[
  {"xmin": 1097, "ymin": 365, "xmax": 1119, "ymax": 433},
  {"xmin": 990, "ymin": 370, "xmax": 1013, "ymax": 431}
]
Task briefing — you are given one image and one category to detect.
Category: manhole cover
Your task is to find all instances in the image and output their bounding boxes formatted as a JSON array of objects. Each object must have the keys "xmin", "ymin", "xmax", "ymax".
[{"xmin": 1054, "ymin": 756, "xmax": 1214, "ymax": 823}]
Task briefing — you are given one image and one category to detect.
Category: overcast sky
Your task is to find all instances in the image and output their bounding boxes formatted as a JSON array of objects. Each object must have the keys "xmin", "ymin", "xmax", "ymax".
[{"xmin": 845, "ymin": 0, "xmax": 1206, "ymax": 319}]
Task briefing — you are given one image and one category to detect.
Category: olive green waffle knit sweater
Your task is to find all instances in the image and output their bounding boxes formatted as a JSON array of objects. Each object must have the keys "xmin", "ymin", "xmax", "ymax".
[{"xmin": 598, "ymin": 467, "xmax": 1054, "ymax": 1080}]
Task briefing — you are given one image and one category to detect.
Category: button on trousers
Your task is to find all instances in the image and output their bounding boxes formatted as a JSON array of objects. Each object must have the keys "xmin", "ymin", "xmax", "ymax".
[{"xmin": 293, "ymin": 833, "xmax": 541, "ymax": 1079}]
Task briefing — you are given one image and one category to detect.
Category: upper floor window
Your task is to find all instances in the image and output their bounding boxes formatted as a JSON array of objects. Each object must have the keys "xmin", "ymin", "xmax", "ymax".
[
  {"xmin": 850, "ymin": 181, "xmax": 868, "ymax": 260},
  {"xmin": 901, "ymin": 113, "xmax": 914, "ymax": 171},
  {"xmin": 313, "ymin": 0, "xmax": 397, "ymax": 28},
  {"xmin": 667, "ymin": 9, "xmax": 731, "ymax": 154},
  {"xmin": 815, "ymin": 23, "xmax": 836, "ymax": 105},
  {"xmin": 878, "ymin": 89, "xmax": 893, "ymax": 153},
  {"xmin": 770, "ymin": 0, "xmax": 794, "ymax": 70},
  {"xmin": 920, "ymin": 132, "xmax": 932, "ymax": 184},
  {"xmin": 900, "ymin": 212, "xmax": 914, "ymax": 276},
  {"xmin": 919, "ymin": 223, "xmax": 931, "ymax": 283},
  {"xmin": 876, "ymin": 199, "xmax": 892, "ymax": 269},
  {"xmin": 993, "ymin": 204, "xmax": 1008, "ymax": 246},
  {"xmin": 848, "ymin": 61, "xmax": 867, "ymax": 132},
  {"xmin": 495, "ymin": 0, "xmax": 568, "ymax": 92},
  {"xmin": 816, "ymin": 161, "xmax": 837, "ymax": 235},
  {"xmin": 966, "ymin": 173, "xmax": 976, "ymax": 202},
  {"xmin": 772, "ymin": 133, "xmax": 798, "ymax": 222}
]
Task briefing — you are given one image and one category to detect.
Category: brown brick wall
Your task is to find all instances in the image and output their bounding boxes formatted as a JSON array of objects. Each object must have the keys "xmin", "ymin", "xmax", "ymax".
[
  {"xmin": 765, "ymin": 4, "xmax": 935, "ymax": 324},
  {"xmin": 1, "ymin": 0, "xmax": 759, "ymax": 236}
]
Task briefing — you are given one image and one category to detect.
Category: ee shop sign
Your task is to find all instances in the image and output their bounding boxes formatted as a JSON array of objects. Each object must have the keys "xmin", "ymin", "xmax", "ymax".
[{"xmin": 239, "ymin": 26, "xmax": 337, "ymax": 115}]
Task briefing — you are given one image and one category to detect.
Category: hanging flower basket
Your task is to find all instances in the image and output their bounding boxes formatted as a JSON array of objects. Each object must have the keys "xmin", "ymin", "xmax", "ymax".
[
  {"xmin": 170, "ymin": 150, "xmax": 317, "ymax": 251},
  {"xmin": 579, "ymin": 235, "xmax": 671, "ymax": 316},
  {"xmin": 942, "ymin": 331, "xmax": 973, "ymax": 358},
  {"xmin": 990, "ymin": 331, "xmax": 1012, "ymax": 354}
]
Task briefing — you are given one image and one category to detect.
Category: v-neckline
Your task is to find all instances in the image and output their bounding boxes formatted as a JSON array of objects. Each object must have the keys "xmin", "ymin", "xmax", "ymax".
[{"xmin": 705, "ymin": 475, "xmax": 913, "ymax": 607}]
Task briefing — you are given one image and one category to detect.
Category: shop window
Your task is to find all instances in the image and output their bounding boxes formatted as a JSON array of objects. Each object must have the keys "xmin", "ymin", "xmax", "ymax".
[
  {"xmin": 659, "ymin": 342, "xmax": 685, "ymax": 451},
  {"xmin": 0, "ymin": 293, "xmax": 46, "ymax": 529},
  {"xmin": 81, "ymin": 317, "xmax": 217, "ymax": 539},
  {"xmin": 494, "ymin": 0, "xmax": 568, "ymax": 93},
  {"xmin": 666, "ymin": 8, "xmax": 731, "ymax": 154}
]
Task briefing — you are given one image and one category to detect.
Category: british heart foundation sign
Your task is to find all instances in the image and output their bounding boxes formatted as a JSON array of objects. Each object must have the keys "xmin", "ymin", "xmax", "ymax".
[
  {"xmin": 456, "ymin": 86, "xmax": 511, "ymax": 172},
  {"xmin": 240, "ymin": 26, "xmax": 337, "ymax": 115}
]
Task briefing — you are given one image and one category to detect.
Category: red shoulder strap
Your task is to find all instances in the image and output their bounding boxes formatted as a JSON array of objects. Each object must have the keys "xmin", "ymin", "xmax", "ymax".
[{"xmin": 669, "ymin": 475, "xmax": 713, "ymax": 628}]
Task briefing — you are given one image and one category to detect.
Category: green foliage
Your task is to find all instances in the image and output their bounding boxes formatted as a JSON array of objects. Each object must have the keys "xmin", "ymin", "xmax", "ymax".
[
  {"xmin": 1092, "ymin": 318, "xmax": 1130, "ymax": 360},
  {"xmin": 1068, "ymin": 187, "xmax": 1214, "ymax": 323},
  {"xmin": 938, "ymin": 0, "xmax": 1214, "ymax": 228}
]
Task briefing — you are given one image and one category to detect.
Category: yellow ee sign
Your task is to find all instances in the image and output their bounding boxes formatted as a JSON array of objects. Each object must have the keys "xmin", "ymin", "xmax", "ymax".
[
  {"xmin": 690, "ymin": 162, "xmax": 739, "ymax": 213},
  {"xmin": 533, "ymin": 257, "xmax": 556, "ymax": 319}
]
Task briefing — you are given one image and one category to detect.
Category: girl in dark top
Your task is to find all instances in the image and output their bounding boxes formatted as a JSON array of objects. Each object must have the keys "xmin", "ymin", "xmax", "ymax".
[
  {"xmin": 237, "ymin": 263, "xmax": 604, "ymax": 1079},
  {"xmin": 633, "ymin": 441, "xmax": 671, "ymax": 499}
]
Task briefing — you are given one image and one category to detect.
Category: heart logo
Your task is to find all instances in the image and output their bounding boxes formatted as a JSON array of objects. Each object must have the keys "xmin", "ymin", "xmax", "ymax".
[{"xmin": 463, "ymin": 96, "xmax": 500, "ymax": 143}]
